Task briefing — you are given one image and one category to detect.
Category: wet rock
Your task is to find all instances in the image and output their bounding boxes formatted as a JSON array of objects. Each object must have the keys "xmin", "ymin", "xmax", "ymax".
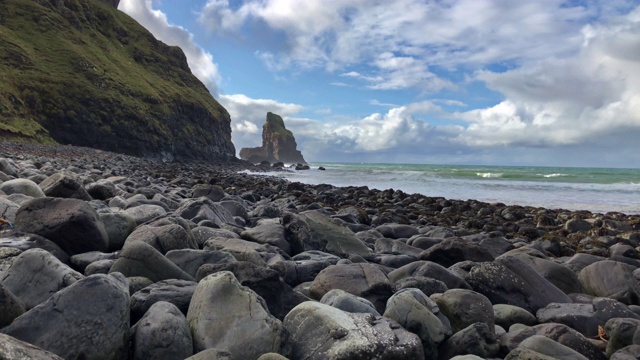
[
  {"xmin": 320, "ymin": 288, "xmax": 380, "ymax": 315},
  {"xmin": 431, "ymin": 288, "xmax": 495, "ymax": 334}
]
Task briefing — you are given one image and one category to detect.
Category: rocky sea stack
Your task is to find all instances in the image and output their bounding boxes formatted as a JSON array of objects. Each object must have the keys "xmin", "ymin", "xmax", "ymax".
[
  {"xmin": 0, "ymin": 0, "xmax": 235, "ymax": 162},
  {"xmin": 240, "ymin": 112, "xmax": 307, "ymax": 165}
]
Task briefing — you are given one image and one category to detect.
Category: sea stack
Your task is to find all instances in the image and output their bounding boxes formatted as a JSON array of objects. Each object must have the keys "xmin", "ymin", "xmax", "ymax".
[{"xmin": 240, "ymin": 112, "xmax": 308, "ymax": 165}]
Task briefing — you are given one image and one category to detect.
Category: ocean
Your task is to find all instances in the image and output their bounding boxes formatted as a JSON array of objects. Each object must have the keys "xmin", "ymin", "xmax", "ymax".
[{"xmin": 245, "ymin": 163, "xmax": 640, "ymax": 215}]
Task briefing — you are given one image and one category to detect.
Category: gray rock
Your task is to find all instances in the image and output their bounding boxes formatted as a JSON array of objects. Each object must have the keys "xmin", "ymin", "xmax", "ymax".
[
  {"xmin": 374, "ymin": 237, "xmax": 423, "ymax": 257},
  {"xmin": 0, "ymin": 282, "xmax": 25, "ymax": 328},
  {"xmin": 39, "ymin": 173, "xmax": 91, "ymax": 200},
  {"xmin": 321, "ymin": 289, "xmax": 380, "ymax": 315},
  {"xmin": 438, "ymin": 322, "xmax": 500, "ymax": 360},
  {"xmin": 0, "ymin": 333, "xmax": 64, "ymax": 360},
  {"xmin": 610, "ymin": 345, "xmax": 640, "ymax": 360},
  {"xmin": 504, "ymin": 253, "xmax": 582, "ymax": 294},
  {"xmin": 537, "ymin": 298, "xmax": 640, "ymax": 337},
  {"xmin": 394, "ymin": 276, "xmax": 448, "ymax": 296},
  {"xmin": 124, "ymin": 204, "xmax": 167, "ymax": 224},
  {"xmin": 309, "ymin": 263, "xmax": 393, "ymax": 313},
  {"xmin": 70, "ymin": 251, "xmax": 118, "ymax": 272},
  {"xmin": 479, "ymin": 236, "xmax": 515, "ymax": 257},
  {"xmin": 125, "ymin": 224, "xmax": 197, "ymax": 254},
  {"xmin": 241, "ymin": 222, "xmax": 290, "ymax": 254},
  {"xmin": 131, "ymin": 301, "xmax": 193, "ymax": 360},
  {"xmin": 565, "ymin": 219, "xmax": 592, "ymax": 233},
  {"xmin": 431, "ymin": 288, "xmax": 494, "ymax": 334},
  {"xmin": 191, "ymin": 184, "xmax": 225, "ymax": 201},
  {"xmin": 0, "ymin": 230, "xmax": 69, "ymax": 263},
  {"xmin": 466, "ymin": 257, "xmax": 571, "ymax": 313},
  {"xmin": 100, "ymin": 211, "xmax": 137, "ymax": 251},
  {"xmin": 166, "ymin": 249, "xmax": 237, "ymax": 278},
  {"xmin": 565, "ymin": 253, "xmax": 606, "ymax": 273},
  {"xmin": 2, "ymin": 273, "xmax": 130, "ymax": 360},
  {"xmin": 604, "ymin": 318, "xmax": 640, "ymax": 358},
  {"xmin": 0, "ymin": 197, "xmax": 19, "ymax": 223},
  {"xmin": 384, "ymin": 288, "xmax": 448, "ymax": 358},
  {"xmin": 187, "ymin": 271, "xmax": 289, "ymax": 358},
  {"xmin": 375, "ymin": 223, "xmax": 419, "ymax": 239},
  {"xmin": 494, "ymin": 304, "xmax": 537, "ymax": 330},
  {"xmin": 0, "ymin": 158, "xmax": 18, "ymax": 177},
  {"xmin": 0, "ymin": 178, "xmax": 45, "ymax": 198},
  {"xmin": 130, "ymin": 279, "xmax": 197, "ymax": 323},
  {"xmin": 204, "ymin": 237, "xmax": 281, "ymax": 266},
  {"xmin": 284, "ymin": 301, "xmax": 424, "ymax": 360},
  {"xmin": 192, "ymin": 226, "xmax": 240, "ymax": 247},
  {"xmin": 85, "ymin": 259, "xmax": 116, "ymax": 275},
  {"xmin": 420, "ymin": 237, "xmax": 494, "ymax": 267},
  {"xmin": 109, "ymin": 241, "xmax": 194, "ymax": 282},
  {"xmin": 509, "ymin": 335, "xmax": 589, "ymax": 360},
  {"xmin": 1, "ymin": 248, "xmax": 84, "ymax": 309},
  {"xmin": 175, "ymin": 197, "xmax": 236, "ymax": 226},
  {"xmin": 579, "ymin": 260, "xmax": 640, "ymax": 305},
  {"xmin": 283, "ymin": 210, "xmax": 372, "ymax": 257},
  {"xmin": 86, "ymin": 179, "xmax": 119, "ymax": 200},
  {"xmin": 185, "ymin": 348, "xmax": 232, "ymax": 360},
  {"xmin": 388, "ymin": 260, "xmax": 471, "ymax": 290},
  {"xmin": 14, "ymin": 197, "xmax": 109, "ymax": 255}
]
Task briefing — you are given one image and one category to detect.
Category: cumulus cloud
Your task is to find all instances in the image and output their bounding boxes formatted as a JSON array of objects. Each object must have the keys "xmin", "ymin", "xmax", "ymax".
[{"xmin": 118, "ymin": 0, "xmax": 221, "ymax": 95}]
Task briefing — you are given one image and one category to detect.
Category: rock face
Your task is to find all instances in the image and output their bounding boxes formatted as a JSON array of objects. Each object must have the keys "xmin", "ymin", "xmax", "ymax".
[
  {"xmin": 0, "ymin": 0, "xmax": 235, "ymax": 162},
  {"xmin": 239, "ymin": 112, "xmax": 307, "ymax": 164}
]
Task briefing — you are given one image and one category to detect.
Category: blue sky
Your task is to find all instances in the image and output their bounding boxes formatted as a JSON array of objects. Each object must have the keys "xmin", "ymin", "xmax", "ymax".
[{"xmin": 118, "ymin": 0, "xmax": 640, "ymax": 167}]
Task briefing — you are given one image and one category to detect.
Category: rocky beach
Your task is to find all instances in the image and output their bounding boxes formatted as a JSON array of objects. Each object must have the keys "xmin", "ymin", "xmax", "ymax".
[{"xmin": 1, "ymin": 141, "xmax": 640, "ymax": 360}]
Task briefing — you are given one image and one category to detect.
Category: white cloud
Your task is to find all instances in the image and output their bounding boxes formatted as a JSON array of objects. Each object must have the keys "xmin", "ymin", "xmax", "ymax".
[{"xmin": 118, "ymin": 0, "xmax": 221, "ymax": 94}]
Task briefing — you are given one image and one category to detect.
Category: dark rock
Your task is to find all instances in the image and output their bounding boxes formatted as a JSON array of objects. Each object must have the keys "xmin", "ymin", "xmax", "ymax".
[
  {"xmin": 123, "ymin": 204, "xmax": 167, "ymax": 224},
  {"xmin": 0, "ymin": 230, "xmax": 69, "ymax": 263},
  {"xmin": 0, "ymin": 333, "xmax": 64, "ymax": 360},
  {"xmin": 241, "ymin": 222, "xmax": 290, "ymax": 254},
  {"xmin": 191, "ymin": 184, "xmax": 226, "ymax": 202},
  {"xmin": 39, "ymin": 173, "xmax": 91, "ymax": 200},
  {"xmin": 175, "ymin": 197, "xmax": 236, "ymax": 226},
  {"xmin": 131, "ymin": 301, "xmax": 193, "ymax": 360},
  {"xmin": 502, "ymin": 253, "xmax": 582, "ymax": 294},
  {"xmin": 109, "ymin": 241, "xmax": 194, "ymax": 282},
  {"xmin": 420, "ymin": 237, "xmax": 494, "ymax": 267},
  {"xmin": 14, "ymin": 197, "xmax": 109, "ymax": 255},
  {"xmin": 579, "ymin": 260, "xmax": 640, "ymax": 305},
  {"xmin": 239, "ymin": 112, "xmax": 307, "ymax": 165},
  {"xmin": 124, "ymin": 224, "xmax": 197, "ymax": 255},
  {"xmin": 493, "ymin": 304, "xmax": 538, "ymax": 330},
  {"xmin": 431, "ymin": 288, "xmax": 495, "ymax": 334},
  {"xmin": 610, "ymin": 345, "xmax": 640, "ymax": 360},
  {"xmin": 99, "ymin": 212, "xmax": 137, "ymax": 251},
  {"xmin": 506, "ymin": 335, "xmax": 590, "ymax": 360},
  {"xmin": 438, "ymin": 322, "xmax": 500, "ymax": 360},
  {"xmin": 2, "ymin": 273, "xmax": 130, "ymax": 360},
  {"xmin": 604, "ymin": 318, "xmax": 640, "ymax": 358},
  {"xmin": 320, "ymin": 288, "xmax": 380, "ymax": 315},
  {"xmin": 69, "ymin": 251, "xmax": 117, "ymax": 272},
  {"xmin": 186, "ymin": 348, "xmax": 232, "ymax": 360},
  {"xmin": 388, "ymin": 260, "xmax": 471, "ymax": 290},
  {"xmin": 0, "ymin": 282, "xmax": 25, "ymax": 328},
  {"xmin": 0, "ymin": 179, "xmax": 45, "ymax": 198},
  {"xmin": 86, "ymin": 179, "xmax": 118, "ymax": 200},
  {"xmin": 376, "ymin": 223, "xmax": 419, "ymax": 239},
  {"xmin": 165, "ymin": 249, "xmax": 236, "ymax": 278},
  {"xmin": 394, "ymin": 276, "xmax": 448, "ymax": 296},
  {"xmin": 85, "ymin": 259, "xmax": 115, "ymax": 275},
  {"xmin": 130, "ymin": 279, "xmax": 197, "ymax": 323}
]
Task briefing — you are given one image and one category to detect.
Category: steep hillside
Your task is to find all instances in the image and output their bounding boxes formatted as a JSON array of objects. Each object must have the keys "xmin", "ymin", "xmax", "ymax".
[{"xmin": 0, "ymin": 0, "xmax": 235, "ymax": 161}]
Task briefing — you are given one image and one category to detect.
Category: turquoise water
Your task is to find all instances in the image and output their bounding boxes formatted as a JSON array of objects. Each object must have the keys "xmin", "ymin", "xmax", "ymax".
[{"xmin": 247, "ymin": 163, "xmax": 640, "ymax": 214}]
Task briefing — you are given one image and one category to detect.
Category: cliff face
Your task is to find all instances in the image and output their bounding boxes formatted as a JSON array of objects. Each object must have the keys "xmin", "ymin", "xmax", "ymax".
[
  {"xmin": 240, "ymin": 112, "xmax": 307, "ymax": 165},
  {"xmin": 0, "ymin": 0, "xmax": 235, "ymax": 162}
]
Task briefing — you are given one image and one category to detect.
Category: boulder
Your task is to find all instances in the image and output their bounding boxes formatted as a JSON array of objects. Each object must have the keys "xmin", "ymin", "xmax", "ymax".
[
  {"xmin": 86, "ymin": 179, "xmax": 119, "ymax": 200},
  {"xmin": 309, "ymin": 263, "xmax": 393, "ymax": 313},
  {"xmin": 124, "ymin": 204, "xmax": 167, "ymax": 224},
  {"xmin": 394, "ymin": 276, "xmax": 448, "ymax": 296},
  {"xmin": 109, "ymin": 241, "xmax": 194, "ymax": 282},
  {"xmin": 0, "ymin": 230, "xmax": 69, "ymax": 263},
  {"xmin": 438, "ymin": 322, "xmax": 500, "ymax": 360},
  {"xmin": 284, "ymin": 301, "xmax": 424, "ymax": 359},
  {"xmin": 38, "ymin": 173, "xmax": 91, "ymax": 200},
  {"xmin": 610, "ymin": 345, "xmax": 640, "ymax": 360},
  {"xmin": 431, "ymin": 288, "xmax": 494, "ymax": 334},
  {"xmin": 1, "ymin": 248, "xmax": 84, "ymax": 309},
  {"xmin": 0, "ymin": 283, "xmax": 25, "ymax": 328},
  {"xmin": 166, "ymin": 249, "xmax": 237, "ymax": 278},
  {"xmin": 320, "ymin": 289, "xmax": 380, "ymax": 316},
  {"xmin": 604, "ymin": 318, "xmax": 640, "ymax": 358},
  {"xmin": 375, "ymin": 224, "xmax": 420, "ymax": 239},
  {"xmin": 506, "ymin": 335, "xmax": 589, "ymax": 360},
  {"xmin": 100, "ymin": 211, "xmax": 137, "ymax": 251},
  {"xmin": 186, "ymin": 348, "xmax": 232, "ymax": 360},
  {"xmin": 241, "ymin": 222, "xmax": 290, "ymax": 254},
  {"xmin": 130, "ymin": 279, "xmax": 197, "ymax": 323},
  {"xmin": 0, "ymin": 333, "xmax": 64, "ymax": 360},
  {"xmin": 2, "ymin": 273, "xmax": 130, "ymax": 360},
  {"xmin": 494, "ymin": 304, "xmax": 538, "ymax": 330},
  {"xmin": 420, "ymin": 237, "xmax": 494, "ymax": 267},
  {"xmin": 0, "ymin": 158, "xmax": 18, "ymax": 177},
  {"xmin": 14, "ymin": 197, "xmax": 109, "ymax": 255},
  {"xmin": 192, "ymin": 226, "xmax": 240, "ymax": 247},
  {"xmin": 175, "ymin": 197, "xmax": 236, "ymax": 226},
  {"xmin": 504, "ymin": 253, "xmax": 582, "ymax": 295},
  {"xmin": 187, "ymin": 271, "xmax": 289, "ymax": 358},
  {"xmin": 125, "ymin": 224, "xmax": 197, "ymax": 254},
  {"xmin": 191, "ymin": 184, "xmax": 225, "ymax": 202},
  {"xmin": 388, "ymin": 260, "xmax": 470, "ymax": 290},
  {"xmin": 131, "ymin": 301, "xmax": 193, "ymax": 360},
  {"xmin": 579, "ymin": 260, "xmax": 640, "ymax": 305},
  {"xmin": 0, "ymin": 197, "xmax": 19, "ymax": 223},
  {"xmin": 0, "ymin": 178, "xmax": 45, "ymax": 198}
]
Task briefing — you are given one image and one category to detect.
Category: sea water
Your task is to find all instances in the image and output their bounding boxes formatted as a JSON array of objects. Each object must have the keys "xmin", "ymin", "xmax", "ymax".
[{"xmin": 244, "ymin": 163, "xmax": 640, "ymax": 214}]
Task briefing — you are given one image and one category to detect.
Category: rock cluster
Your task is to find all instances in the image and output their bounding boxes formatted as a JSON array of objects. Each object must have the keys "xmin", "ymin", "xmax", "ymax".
[
  {"xmin": 1, "ymin": 141, "xmax": 640, "ymax": 360},
  {"xmin": 240, "ymin": 112, "xmax": 307, "ymax": 165}
]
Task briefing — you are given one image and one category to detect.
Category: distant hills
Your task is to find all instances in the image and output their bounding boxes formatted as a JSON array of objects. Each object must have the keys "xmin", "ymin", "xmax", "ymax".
[{"xmin": 0, "ymin": 0, "xmax": 235, "ymax": 161}]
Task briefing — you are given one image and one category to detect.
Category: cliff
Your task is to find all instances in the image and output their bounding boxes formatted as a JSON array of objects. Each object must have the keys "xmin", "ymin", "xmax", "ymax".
[
  {"xmin": 239, "ymin": 112, "xmax": 307, "ymax": 165},
  {"xmin": 0, "ymin": 0, "xmax": 235, "ymax": 162}
]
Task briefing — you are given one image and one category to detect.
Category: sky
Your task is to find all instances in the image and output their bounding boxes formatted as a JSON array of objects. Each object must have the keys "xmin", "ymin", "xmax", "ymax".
[{"xmin": 117, "ymin": 0, "xmax": 640, "ymax": 168}]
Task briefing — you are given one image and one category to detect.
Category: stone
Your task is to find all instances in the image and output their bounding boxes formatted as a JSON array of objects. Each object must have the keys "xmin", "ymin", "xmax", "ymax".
[
  {"xmin": 124, "ymin": 204, "xmax": 167, "ymax": 224},
  {"xmin": 565, "ymin": 219, "xmax": 592, "ymax": 233},
  {"xmin": 494, "ymin": 304, "xmax": 538, "ymax": 330},
  {"xmin": 465, "ymin": 257, "xmax": 571, "ymax": 313},
  {"xmin": 14, "ymin": 197, "xmax": 109, "ymax": 255},
  {"xmin": 2, "ymin": 273, "xmax": 130, "ymax": 360},
  {"xmin": 186, "ymin": 349, "xmax": 232, "ymax": 360},
  {"xmin": 85, "ymin": 259, "xmax": 115, "ymax": 275},
  {"xmin": 431, "ymin": 288, "xmax": 495, "ymax": 334},
  {"xmin": 394, "ymin": 276, "xmax": 448, "ymax": 296},
  {"xmin": 579, "ymin": 260, "xmax": 640, "ymax": 305},
  {"xmin": 309, "ymin": 263, "xmax": 393, "ymax": 313},
  {"xmin": 241, "ymin": 222, "xmax": 290, "ymax": 254},
  {"xmin": 374, "ymin": 237, "xmax": 423, "ymax": 257},
  {"xmin": 420, "ymin": 237, "xmax": 494, "ymax": 267},
  {"xmin": 284, "ymin": 301, "xmax": 424, "ymax": 360},
  {"xmin": 375, "ymin": 223, "xmax": 420, "ymax": 239},
  {"xmin": 283, "ymin": 210, "xmax": 372, "ymax": 257},
  {"xmin": 86, "ymin": 179, "xmax": 119, "ymax": 200},
  {"xmin": 0, "ymin": 178, "xmax": 45, "ymax": 198},
  {"xmin": 384, "ymin": 288, "xmax": 448, "ymax": 358},
  {"xmin": 0, "ymin": 282, "xmax": 25, "ymax": 328},
  {"xmin": 610, "ymin": 345, "xmax": 640, "ymax": 360},
  {"xmin": 166, "ymin": 249, "xmax": 237, "ymax": 278},
  {"xmin": 130, "ymin": 279, "xmax": 197, "ymax": 323},
  {"xmin": 604, "ymin": 318, "xmax": 640, "ymax": 358},
  {"xmin": 204, "ymin": 237, "xmax": 280, "ymax": 266},
  {"xmin": 0, "ymin": 158, "xmax": 18, "ymax": 177},
  {"xmin": 109, "ymin": 241, "xmax": 194, "ymax": 282},
  {"xmin": 125, "ymin": 224, "xmax": 197, "ymax": 254},
  {"xmin": 507, "ymin": 335, "xmax": 589, "ymax": 360},
  {"xmin": 100, "ymin": 211, "xmax": 137, "ymax": 251},
  {"xmin": 388, "ymin": 260, "xmax": 470, "ymax": 290},
  {"xmin": 128, "ymin": 276, "xmax": 153, "ymax": 295},
  {"xmin": 175, "ymin": 197, "xmax": 236, "ymax": 226},
  {"xmin": 320, "ymin": 289, "xmax": 380, "ymax": 315},
  {"xmin": 192, "ymin": 226, "xmax": 240, "ymax": 247},
  {"xmin": 438, "ymin": 322, "xmax": 500, "ymax": 360},
  {"xmin": 0, "ymin": 230, "xmax": 69, "ymax": 263},
  {"xmin": 131, "ymin": 301, "xmax": 193, "ymax": 360},
  {"xmin": 187, "ymin": 271, "xmax": 289, "ymax": 358},
  {"xmin": 70, "ymin": 251, "xmax": 118, "ymax": 272},
  {"xmin": 239, "ymin": 112, "xmax": 307, "ymax": 165},
  {"xmin": 504, "ymin": 253, "xmax": 582, "ymax": 295},
  {"xmin": 0, "ymin": 197, "xmax": 19, "ymax": 223},
  {"xmin": 1, "ymin": 248, "xmax": 84, "ymax": 309},
  {"xmin": 39, "ymin": 173, "xmax": 91, "ymax": 200},
  {"xmin": 0, "ymin": 333, "xmax": 64, "ymax": 360},
  {"xmin": 191, "ymin": 184, "xmax": 226, "ymax": 202}
]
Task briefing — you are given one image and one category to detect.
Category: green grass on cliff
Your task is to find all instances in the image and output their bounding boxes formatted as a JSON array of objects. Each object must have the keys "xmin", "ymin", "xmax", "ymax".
[
  {"xmin": 265, "ymin": 112, "xmax": 294, "ymax": 140},
  {"xmin": 0, "ymin": 0, "xmax": 230, "ymax": 155}
]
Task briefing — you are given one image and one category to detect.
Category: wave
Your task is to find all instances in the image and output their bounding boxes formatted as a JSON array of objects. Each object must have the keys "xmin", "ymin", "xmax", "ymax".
[
  {"xmin": 476, "ymin": 172, "xmax": 503, "ymax": 178},
  {"xmin": 542, "ymin": 173, "xmax": 569, "ymax": 178}
]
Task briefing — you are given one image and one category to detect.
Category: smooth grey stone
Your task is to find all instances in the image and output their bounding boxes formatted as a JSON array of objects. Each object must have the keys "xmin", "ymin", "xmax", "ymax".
[
  {"xmin": 610, "ymin": 345, "xmax": 640, "ymax": 360},
  {"xmin": 109, "ymin": 241, "xmax": 194, "ymax": 282},
  {"xmin": 420, "ymin": 237, "xmax": 494, "ymax": 267},
  {"xmin": 438, "ymin": 322, "xmax": 500, "ymax": 360},
  {"xmin": 388, "ymin": 260, "xmax": 471, "ymax": 290},
  {"xmin": 431, "ymin": 288, "xmax": 494, "ymax": 334},
  {"xmin": 125, "ymin": 224, "xmax": 197, "ymax": 255},
  {"xmin": 191, "ymin": 226, "xmax": 240, "ymax": 247},
  {"xmin": 564, "ymin": 253, "xmax": 605, "ymax": 274},
  {"xmin": 187, "ymin": 271, "xmax": 288, "ymax": 358},
  {"xmin": 374, "ymin": 237, "xmax": 423, "ymax": 257},
  {"xmin": 130, "ymin": 279, "xmax": 197, "ymax": 323},
  {"xmin": 0, "ymin": 158, "xmax": 18, "ymax": 177},
  {"xmin": 579, "ymin": 260, "xmax": 640, "ymax": 305},
  {"xmin": 284, "ymin": 301, "xmax": 424, "ymax": 360},
  {"xmin": 85, "ymin": 259, "xmax": 116, "ymax": 275},
  {"xmin": 511, "ymin": 335, "xmax": 589, "ymax": 360},
  {"xmin": 131, "ymin": 301, "xmax": 193, "ymax": 360},
  {"xmin": 494, "ymin": 304, "xmax": 537, "ymax": 330},
  {"xmin": 39, "ymin": 173, "xmax": 91, "ymax": 200},
  {"xmin": 70, "ymin": 251, "xmax": 118, "ymax": 272},
  {"xmin": 2, "ymin": 273, "xmax": 130, "ymax": 360},
  {"xmin": 128, "ymin": 276, "xmax": 154, "ymax": 296},
  {"xmin": 0, "ymin": 282, "xmax": 25, "ymax": 328},
  {"xmin": 1, "ymin": 248, "xmax": 84, "ymax": 309},
  {"xmin": 175, "ymin": 197, "xmax": 236, "ymax": 226},
  {"xmin": 191, "ymin": 184, "xmax": 225, "ymax": 202},
  {"xmin": 282, "ymin": 210, "xmax": 372, "ymax": 257},
  {"xmin": 0, "ymin": 333, "xmax": 64, "ymax": 360},
  {"xmin": 166, "ymin": 249, "xmax": 237, "ymax": 278},
  {"xmin": 86, "ymin": 179, "xmax": 118, "ymax": 200},
  {"xmin": 100, "ymin": 211, "xmax": 137, "ymax": 251},
  {"xmin": 321, "ymin": 289, "xmax": 380, "ymax": 316},
  {"xmin": 394, "ymin": 276, "xmax": 448, "ymax": 296},
  {"xmin": 204, "ymin": 237, "xmax": 281, "ymax": 266},
  {"xmin": 376, "ymin": 223, "xmax": 419, "ymax": 239},
  {"xmin": 384, "ymin": 288, "xmax": 448, "ymax": 358},
  {"xmin": 565, "ymin": 219, "xmax": 592, "ymax": 233},
  {"xmin": 504, "ymin": 253, "xmax": 582, "ymax": 294},
  {"xmin": 309, "ymin": 263, "xmax": 393, "ymax": 314},
  {"xmin": 124, "ymin": 204, "xmax": 167, "ymax": 225},
  {"xmin": 479, "ymin": 236, "xmax": 515, "ymax": 257},
  {"xmin": 604, "ymin": 318, "xmax": 640, "ymax": 358},
  {"xmin": 14, "ymin": 197, "xmax": 109, "ymax": 255},
  {"xmin": 0, "ymin": 197, "xmax": 19, "ymax": 223},
  {"xmin": 0, "ymin": 230, "xmax": 69, "ymax": 264},
  {"xmin": 218, "ymin": 200, "xmax": 249, "ymax": 221},
  {"xmin": 0, "ymin": 179, "xmax": 45, "ymax": 198},
  {"xmin": 185, "ymin": 348, "xmax": 232, "ymax": 360},
  {"xmin": 466, "ymin": 257, "xmax": 571, "ymax": 313},
  {"xmin": 241, "ymin": 223, "xmax": 290, "ymax": 254}
]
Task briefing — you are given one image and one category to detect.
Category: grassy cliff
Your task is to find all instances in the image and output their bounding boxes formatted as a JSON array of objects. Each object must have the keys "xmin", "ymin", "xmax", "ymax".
[{"xmin": 0, "ymin": 0, "xmax": 235, "ymax": 161}]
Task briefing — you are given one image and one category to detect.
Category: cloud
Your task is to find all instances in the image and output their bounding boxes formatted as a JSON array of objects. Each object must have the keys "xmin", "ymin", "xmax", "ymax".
[{"xmin": 118, "ymin": 0, "xmax": 221, "ymax": 95}]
